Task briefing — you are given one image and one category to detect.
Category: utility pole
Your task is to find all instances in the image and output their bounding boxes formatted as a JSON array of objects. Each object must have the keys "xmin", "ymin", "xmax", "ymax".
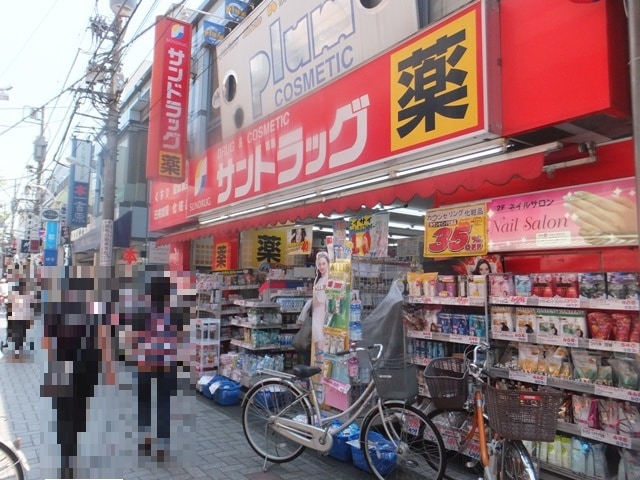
[
  {"xmin": 98, "ymin": 12, "xmax": 124, "ymax": 267},
  {"xmin": 33, "ymin": 107, "xmax": 46, "ymax": 217},
  {"xmin": 31, "ymin": 107, "xmax": 46, "ymax": 276}
]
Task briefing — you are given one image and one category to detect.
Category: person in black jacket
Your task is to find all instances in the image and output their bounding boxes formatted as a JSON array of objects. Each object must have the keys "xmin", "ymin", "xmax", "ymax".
[{"xmin": 41, "ymin": 266, "xmax": 116, "ymax": 479}]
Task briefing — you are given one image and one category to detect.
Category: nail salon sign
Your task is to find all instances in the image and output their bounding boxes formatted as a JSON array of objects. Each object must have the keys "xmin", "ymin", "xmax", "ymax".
[{"xmin": 487, "ymin": 177, "xmax": 637, "ymax": 252}]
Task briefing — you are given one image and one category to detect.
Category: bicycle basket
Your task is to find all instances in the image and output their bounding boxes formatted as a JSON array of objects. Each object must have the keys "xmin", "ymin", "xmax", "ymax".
[
  {"xmin": 423, "ymin": 357, "xmax": 468, "ymax": 409},
  {"xmin": 483, "ymin": 384, "xmax": 564, "ymax": 442},
  {"xmin": 372, "ymin": 355, "xmax": 418, "ymax": 400}
]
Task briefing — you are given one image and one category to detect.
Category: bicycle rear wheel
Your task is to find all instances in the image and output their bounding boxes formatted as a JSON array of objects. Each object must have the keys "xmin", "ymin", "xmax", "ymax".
[
  {"xmin": 0, "ymin": 441, "xmax": 24, "ymax": 480},
  {"xmin": 360, "ymin": 401, "xmax": 445, "ymax": 480},
  {"xmin": 426, "ymin": 408, "xmax": 484, "ymax": 480},
  {"xmin": 501, "ymin": 439, "xmax": 537, "ymax": 480},
  {"xmin": 242, "ymin": 379, "xmax": 311, "ymax": 463}
]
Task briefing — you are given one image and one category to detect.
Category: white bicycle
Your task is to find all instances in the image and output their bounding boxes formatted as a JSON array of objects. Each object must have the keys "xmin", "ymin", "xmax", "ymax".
[
  {"xmin": 0, "ymin": 417, "xmax": 30, "ymax": 480},
  {"xmin": 241, "ymin": 343, "xmax": 446, "ymax": 479}
]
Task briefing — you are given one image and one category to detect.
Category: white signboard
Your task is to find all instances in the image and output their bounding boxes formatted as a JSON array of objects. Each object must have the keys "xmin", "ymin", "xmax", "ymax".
[
  {"xmin": 99, "ymin": 219, "xmax": 114, "ymax": 266},
  {"xmin": 215, "ymin": 0, "xmax": 419, "ymax": 138}
]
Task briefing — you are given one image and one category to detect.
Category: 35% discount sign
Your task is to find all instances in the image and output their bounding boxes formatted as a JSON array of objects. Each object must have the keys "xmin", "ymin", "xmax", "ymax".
[{"xmin": 424, "ymin": 203, "xmax": 488, "ymax": 258}]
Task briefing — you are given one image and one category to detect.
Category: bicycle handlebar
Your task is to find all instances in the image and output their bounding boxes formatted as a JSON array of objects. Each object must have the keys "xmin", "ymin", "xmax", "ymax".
[
  {"xmin": 469, "ymin": 341, "xmax": 491, "ymax": 378},
  {"xmin": 335, "ymin": 343, "xmax": 384, "ymax": 363}
]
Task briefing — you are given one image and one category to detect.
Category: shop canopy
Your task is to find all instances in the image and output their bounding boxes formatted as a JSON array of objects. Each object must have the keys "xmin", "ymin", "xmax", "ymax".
[{"xmin": 156, "ymin": 148, "xmax": 545, "ymax": 246}]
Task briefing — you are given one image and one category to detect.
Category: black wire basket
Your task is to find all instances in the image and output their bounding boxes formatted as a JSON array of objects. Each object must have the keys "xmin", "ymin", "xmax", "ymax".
[
  {"xmin": 483, "ymin": 384, "xmax": 564, "ymax": 442},
  {"xmin": 423, "ymin": 357, "xmax": 468, "ymax": 409},
  {"xmin": 372, "ymin": 355, "xmax": 418, "ymax": 400}
]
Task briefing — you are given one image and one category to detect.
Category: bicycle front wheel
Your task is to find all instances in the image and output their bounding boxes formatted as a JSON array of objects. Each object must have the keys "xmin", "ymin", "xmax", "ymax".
[
  {"xmin": 0, "ymin": 441, "xmax": 24, "ymax": 480},
  {"xmin": 360, "ymin": 401, "xmax": 445, "ymax": 480},
  {"xmin": 242, "ymin": 379, "xmax": 312, "ymax": 463},
  {"xmin": 501, "ymin": 439, "xmax": 537, "ymax": 480},
  {"xmin": 426, "ymin": 408, "xmax": 485, "ymax": 480}
]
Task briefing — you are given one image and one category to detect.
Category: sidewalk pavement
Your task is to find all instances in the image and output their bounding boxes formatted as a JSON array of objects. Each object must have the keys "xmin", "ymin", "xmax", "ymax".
[{"xmin": 0, "ymin": 315, "xmax": 380, "ymax": 480}]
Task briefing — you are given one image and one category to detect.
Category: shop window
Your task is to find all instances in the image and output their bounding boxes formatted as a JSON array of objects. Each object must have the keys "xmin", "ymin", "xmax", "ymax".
[{"xmin": 192, "ymin": 237, "xmax": 213, "ymax": 270}]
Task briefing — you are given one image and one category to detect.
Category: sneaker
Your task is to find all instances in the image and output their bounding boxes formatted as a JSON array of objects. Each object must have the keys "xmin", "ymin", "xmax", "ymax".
[{"xmin": 138, "ymin": 437, "xmax": 152, "ymax": 457}]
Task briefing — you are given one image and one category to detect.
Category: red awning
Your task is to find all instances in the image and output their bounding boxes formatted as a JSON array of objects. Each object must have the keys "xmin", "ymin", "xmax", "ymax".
[{"xmin": 156, "ymin": 151, "xmax": 544, "ymax": 245}]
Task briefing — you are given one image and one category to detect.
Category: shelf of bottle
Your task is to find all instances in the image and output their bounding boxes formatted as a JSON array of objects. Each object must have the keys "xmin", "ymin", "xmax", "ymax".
[
  {"xmin": 230, "ymin": 339, "xmax": 296, "ymax": 351},
  {"xmin": 233, "ymin": 299, "xmax": 281, "ymax": 308},
  {"xmin": 555, "ymin": 421, "xmax": 639, "ymax": 450},
  {"xmin": 197, "ymin": 307, "xmax": 245, "ymax": 316},
  {"xmin": 230, "ymin": 318, "xmax": 287, "ymax": 329}
]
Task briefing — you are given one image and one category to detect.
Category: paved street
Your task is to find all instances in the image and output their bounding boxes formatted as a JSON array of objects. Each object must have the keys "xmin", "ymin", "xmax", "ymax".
[{"xmin": 2, "ymin": 313, "xmax": 467, "ymax": 480}]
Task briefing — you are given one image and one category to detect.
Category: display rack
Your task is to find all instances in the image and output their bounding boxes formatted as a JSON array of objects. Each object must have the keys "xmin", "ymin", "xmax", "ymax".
[
  {"xmin": 351, "ymin": 258, "xmax": 411, "ymax": 315},
  {"xmin": 195, "ymin": 271, "xmax": 260, "ymax": 379},
  {"xmin": 194, "ymin": 318, "xmax": 220, "ymax": 373},
  {"xmin": 221, "ymin": 299, "xmax": 301, "ymax": 387},
  {"xmin": 487, "ymin": 291, "xmax": 640, "ymax": 470}
]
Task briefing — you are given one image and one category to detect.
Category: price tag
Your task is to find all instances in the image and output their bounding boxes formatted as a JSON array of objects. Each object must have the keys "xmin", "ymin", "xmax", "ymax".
[
  {"xmin": 491, "ymin": 331, "xmax": 511, "ymax": 341},
  {"xmin": 468, "ymin": 336, "xmax": 480, "ymax": 345},
  {"xmin": 490, "ymin": 296, "xmax": 528, "ymax": 305},
  {"xmin": 492, "ymin": 331, "xmax": 527, "ymax": 342},
  {"xmin": 409, "ymin": 330, "xmax": 433, "ymax": 340},
  {"xmin": 581, "ymin": 427, "xmax": 631, "ymax": 449},
  {"xmin": 588, "ymin": 339, "xmax": 614, "ymax": 351},
  {"xmin": 537, "ymin": 297, "xmax": 580, "ymax": 308},
  {"xmin": 508, "ymin": 370, "xmax": 547, "ymax": 385},
  {"xmin": 619, "ymin": 298, "xmax": 640, "ymax": 311},
  {"xmin": 510, "ymin": 296, "xmax": 529, "ymax": 305},
  {"xmin": 626, "ymin": 389, "xmax": 640, "ymax": 403},
  {"xmin": 594, "ymin": 385, "xmax": 640, "ymax": 403},
  {"xmin": 617, "ymin": 342, "xmax": 640, "ymax": 354},
  {"xmin": 611, "ymin": 434, "xmax": 633, "ymax": 449},
  {"xmin": 449, "ymin": 334, "xmax": 472, "ymax": 344},
  {"xmin": 513, "ymin": 332, "xmax": 528, "ymax": 342},
  {"xmin": 589, "ymin": 298, "xmax": 613, "ymax": 309},
  {"xmin": 580, "ymin": 427, "xmax": 608, "ymax": 443}
]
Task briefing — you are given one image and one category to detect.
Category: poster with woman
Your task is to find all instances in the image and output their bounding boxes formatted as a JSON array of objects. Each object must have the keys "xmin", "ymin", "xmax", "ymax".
[{"xmin": 287, "ymin": 226, "xmax": 313, "ymax": 255}]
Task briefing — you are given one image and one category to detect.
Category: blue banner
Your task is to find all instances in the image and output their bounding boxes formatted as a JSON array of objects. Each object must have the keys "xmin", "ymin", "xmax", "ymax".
[
  {"xmin": 44, "ymin": 222, "xmax": 59, "ymax": 250},
  {"xmin": 43, "ymin": 249, "xmax": 58, "ymax": 266},
  {"xmin": 225, "ymin": 0, "xmax": 250, "ymax": 22},
  {"xmin": 203, "ymin": 19, "xmax": 227, "ymax": 46}
]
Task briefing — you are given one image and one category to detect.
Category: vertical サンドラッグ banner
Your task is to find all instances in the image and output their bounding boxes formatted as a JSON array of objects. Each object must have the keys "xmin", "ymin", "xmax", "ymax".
[{"xmin": 146, "ymin": 17, "xmax": 192, "ymax": 183}]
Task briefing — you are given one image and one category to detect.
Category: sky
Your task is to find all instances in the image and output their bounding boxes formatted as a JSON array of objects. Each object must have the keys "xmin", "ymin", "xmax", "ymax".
[{"xmin": 0, "ymin": 0, "xmax": 203, "ymax": 213}]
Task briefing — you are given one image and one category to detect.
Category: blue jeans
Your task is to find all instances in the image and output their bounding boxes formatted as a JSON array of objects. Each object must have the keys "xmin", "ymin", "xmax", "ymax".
[{"xmin": 136, "ymin": 368, "xmax": 177, "ymax": 439}]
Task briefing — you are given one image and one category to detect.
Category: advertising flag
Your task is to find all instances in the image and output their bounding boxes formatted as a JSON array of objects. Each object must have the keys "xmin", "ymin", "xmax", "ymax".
[{"xmin": 146, "ymin": 16, "xmax": 192, "ymax": 183}]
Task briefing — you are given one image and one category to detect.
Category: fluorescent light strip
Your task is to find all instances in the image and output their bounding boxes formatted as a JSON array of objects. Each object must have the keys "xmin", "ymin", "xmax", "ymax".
[
  {"xmin": 396, "ymin": 145, "xmax": 505, "ymax": 177},
  {"xmin": 388, "ymin": 221, "xmax": 425, "ymax": 231},
  {"xmin": 228, "ymin": 206, "xmax": 266, "ymax": 217},
  {"xmin": 320, "ymin": 175, "xmax": 389, "ymax": 195},
  {"xmin": 375, "ymin": 206, "xmax": 425, "ymax": 217},
  {"xmin": 199, "ymin": 215, "xmax": 229, "ymax": 226},
  {"xmin": 269, "ymin": 193, "xmax": 316, "ymax": 208}
]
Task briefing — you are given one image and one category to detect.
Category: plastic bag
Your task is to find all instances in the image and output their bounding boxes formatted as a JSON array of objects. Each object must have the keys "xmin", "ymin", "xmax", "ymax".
[
  {"xmin": 292, "ymin": 299, "xmax": 313, "ymax": 352},
  {"xmin": 361, "ymin": 279, "xmax": 405, "ymax": 362}
]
